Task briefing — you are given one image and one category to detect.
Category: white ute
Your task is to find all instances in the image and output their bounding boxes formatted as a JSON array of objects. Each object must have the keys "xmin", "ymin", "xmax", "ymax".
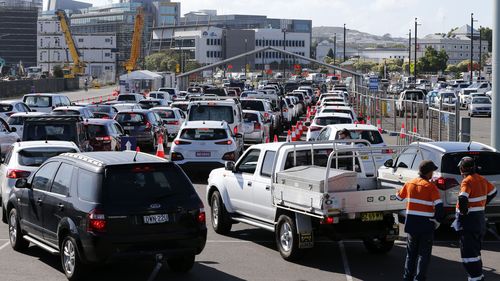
[{"xmin": 207, "ymin": 141, "xmax": 405, "ymax": 261}]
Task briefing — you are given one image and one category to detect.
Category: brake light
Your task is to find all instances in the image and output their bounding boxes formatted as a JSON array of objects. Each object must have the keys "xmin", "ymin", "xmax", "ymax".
[
  {"xmin": 435, "ymin": 177, "xmax": 459, "ymax": 191},
  {"xmin": 197, "ymin": 207, "xmax": 206, "ymax": 224},
  {"xmin": 171, "ymin": 152, "xmax": 184, "ymax": 161},
  {"xmin": 87, "ymin": 209, "xmax": 106, "ymax": 233},
  {"xmin": 320, "ymin": 216, "xmax": 338, "ymax": 224},
  {"xmin": 233, "ymin": 126, "xmax": 238, "ymax": 135},
  {"xmin": 382, "ymin": 149, "xmax": 394, "ymax": 154},
  {"xmin": 254, "ymin": 122, "xmax": 261, "ymax": 130},
  {"xmin": 7, "ymin": 169, "xmax": 31, "ymax": 179},
  {"xmin": 222, "ymin": 152, "xmax": 236, "ymax": 161},
  {"xmin": 215, "ymin": 140, "xmax": 233, "ymax": 145},
  {"xmin": 174, "ymin": 140, "xmax": 191, "ymax": 145},
  {"xmin": 309, "ymin": 126, "xmax": 322, "ymax": 132},
  {"xmin": 145, "ymin": 121, "xmax": 152, "ymax": 129},
  {"xmin": 167, "ymin": 120, "xmax": 179, "ymax": 125},
  {"xmin": 95, "ymin": 136, "xmax": 112, "ymax": 143}
]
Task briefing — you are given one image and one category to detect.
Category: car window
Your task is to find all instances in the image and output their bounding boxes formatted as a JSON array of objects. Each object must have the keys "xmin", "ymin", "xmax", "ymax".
[
  {"xmin": 61, "ymin": 97, "xmax": 71, "ymax": 106},
  {"xmin": 237, "ymin": 149, "xmax": 261, "ymax": 174},
  {"xmin": 51, "ymin": 163, "xmax": 74, "ymax": 195},
  {"xmin": 395, "ymin": 148, "xmax": 418, "ymax": 169},
  {"xmin": 3, "ymin": 146, "xmax": 13, "ymax": 165},
  {"xmin": 114, "ymin": 124, "xmax": 124, "ymax": 135},
  {"xmin": 77, "ymin": 169, "xmax": 101, "ymax": 202},
  {"xmin": 32, "ymin": 162, "xmax": 60, "ymax": 191},
  {"xmin": 24, "ymin": 96, "xmax": 51, "ymax": 108},
  {"xmin": 18, "ymin": 147, "xmax": 77, "ymax": 167},
  {"xmin": 180, "ymin": 128, "xmax": 228, "ymax": 140},
  {"xmin": 0, "ymin": 119, "xmax": 8, "ymax": 132},
  {"xmin": 188, "ymin": 105, "xmax": 234, "ymax": 123},
  {"xmin": 53, "ymin": 96, "xmax": 61, "ymax": 107},
  {"xmin": 86, "ymin": 124, "xmax": 108, "ymax": 138},
  {"xmin": 260, "ymin": 151, "xmax": 276, "ymax": 178},
  {"xmin": 317, "ymin": 128, "xmax": 330, "ymax": 141}
]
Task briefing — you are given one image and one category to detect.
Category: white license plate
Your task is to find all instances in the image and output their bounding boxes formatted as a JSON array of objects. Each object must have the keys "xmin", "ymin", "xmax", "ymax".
[
  {"xmin": 124, "ymin": 126, "xmax": 134, "ymax": 130},
  {"xmin": 196, "ymin": 151, "xmax": 211, "ymax": 157},
  {"xmin": 143, "ymin": 214, "xmax": 169, "ymax": 224}
]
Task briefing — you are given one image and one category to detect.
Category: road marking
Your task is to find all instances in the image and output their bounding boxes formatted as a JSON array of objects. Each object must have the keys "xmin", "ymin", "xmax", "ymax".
[
  {"xmin": 339, "ymin": 241, "xmax": 353, "ymax": 281},
  {"xmin": 0, "ymin": 241, "xmax": 10, "ymax": 251}
]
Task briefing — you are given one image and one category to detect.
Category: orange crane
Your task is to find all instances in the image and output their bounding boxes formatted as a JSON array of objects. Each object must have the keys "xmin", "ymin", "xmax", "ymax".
[
  {"xmin": 124, "ymin": 7, "xmax": 144, "ymax": 73},
  {"xmin": 55, "ymin": 9, "xmax": 86, "ymax": 78}
]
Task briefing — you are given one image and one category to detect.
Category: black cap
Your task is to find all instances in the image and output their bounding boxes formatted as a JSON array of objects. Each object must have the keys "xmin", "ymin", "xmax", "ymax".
[
  {"xmin": 419, "ymin": 160, "xmax": 438, "ymax": 175},
  {"xmin": 458, "ymin": 156, "xmax": 475, "ymax": 168},
  {"xmin": 339, "ymin": 128, "xmax": 350, "ymax": 135}
]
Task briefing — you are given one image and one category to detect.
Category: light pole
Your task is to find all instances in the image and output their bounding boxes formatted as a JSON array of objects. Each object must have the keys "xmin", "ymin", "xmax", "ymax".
[
  {"xmin": 470, "ymin": 13, "xmax": 478, "ymax": 83},
  {"xmin": 479, "ymin": 26, "xmax": 482, "ymax": 80},
  {"xmin": 408, "ymin": 29, "xmax": 412, "ymax": 77},
  {"xmin": 333, "ymin": 33, "xmax": 337, "ymax": 65},
  {"xmin": 282, "ymin": 28, "xmax": 287, "ymax": 79},
  {"xmin": 244, "ymin": 38, "xmax": 248, "ymax": 78},
  {"xmin": 414, "ymin": 18, "xmax": 418, "ymax": 82},
  {"xmin": 343, "ymin": 24, "xmax": 346, "ymax": 62}
]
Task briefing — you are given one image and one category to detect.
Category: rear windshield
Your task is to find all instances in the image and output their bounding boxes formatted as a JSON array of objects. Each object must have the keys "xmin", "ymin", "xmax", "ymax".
[
  {"xmin": 441, "ymin": 93, "xmax": 455, "ymax": 98},
  {"xmin": 88, "ymin": 106, "xmax": 111, "ymax": 113},
  {"xmin": 337, "ymin": 130, "xmax": 384, "ymax": 145},
  {"xmin": 404, "ymin": 91, "xmax": 425, "ymax": 100},
  {"xmin": 150, "ymin": 93, "xmax": 165, "ymax": 99},
  {"xmin": 0, "ymin": 104, "xmax": 13, "ymax": 112},
  {"xmin": 103, "ymin": 164, "xmax": 195, "ymax": 206},
  {"xmin": 171, "ymin": 103, "xmax": 188, "ymax": 112},
  {"xmin": 24, "ymin": 123, "xmax": 77, "ymax": 142},
  {"xmin": 86, "ymin": 124, "xmax": 108, "ymax": 138},
  {"xmin": 204, "ymin": 88, "xmax": 227, "ymax": 96},
  {"xmin": 472, "ymin": 98, "xmax": 491, "ymax": 104},
  {"xmin": 188, "ymin": 105, "xmax": 234, "ymax": 123},
  {"xmin": 243, "ymin": 112, "xmax": 259, "ymax": 122},
  {"xmin": 316, "ymin": 117, "xmax": 352, "ymax": 126},
  {"xmin": 284, "ymin": 149, "xmax": 361, "ymax": 172},
  {"xmin": 18, "ymin": 147, "xmax": 77, "ymax": 166},
  {"xmin": 115, "ymin": 113, "xmax": 145, "ymax": 123},
  {"xmin": 117, "ymin": 95, "xmax": 138, "ymax": 101},
  {"xmin": 441, "ymin": 152, "xmax": 500, "ymax": 175},
  {"xmin": 24, "ymin": 96, "xmax": 51, "ymax": 107},
  {"xmin": 52, "ymin": 110, "xmax": 80, "ymax": 116},
  {"xmin": 180, "ymin": 128, "xmax": 228, "ymax": 140},
  {"xmin": 139, "ymin": 101, "xmax": 161, "ymax": 109},
  {"xmin": 241, "ymin": 100, "xmax": 265, "ymax": 111},
  {"xmin": 153, "ymin": 110, "xmax": 175, "ymax": 119}
]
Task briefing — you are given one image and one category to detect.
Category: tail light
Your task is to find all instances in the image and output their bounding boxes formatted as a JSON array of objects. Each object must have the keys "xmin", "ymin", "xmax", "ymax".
[
  {"xmin": 170, "ymin": 152, "xmax": 184, "ymax": 161},
  {"xmin": 222, "ymin": 152, "xmax": 236, "ymax": 161},
  {"xmin": 435, "ymin": 177, "xmax": 459, "ymax": 191},
  {"xmin": 320, "ymin": 216, "xmax": 338, "ymax": 224},
  {"xmin": 233, "ymin": 126, "xmax": 239, "ymax": 135},
  {"xmin": 174, "ymin": 140, "xmax": 191, "ymax": 145},
  {"xmin": 102, "ymin": 115, "xmax": 110, "ymax": 119},
  {"xmin": 167, "ymin": 120, "xmax": 179, "ymax": 125},
  {"xmin": 145, "ymin": 121, "xmax": 152, "ymax": 129},
  {"xmin": 254, "ymin": 122, "xmax": 261, "ymax": 130},
  {"xmin": 7, "ymin": 169, "xmax": 31, "ymax": 179},
  {"xmin": 87, "ymin": 209, "xmax": 106, "ymax": 233},
  {"xmin": 382, "ymin": 149, "xmax": 394, "ymax": 154},
  {"xmin": 216, "ymin": 140, "xmax": 233, "ymax": 145},
  {"xmin": 264, "ymin": 112, "xmax": 270, "ymax": 119},
  {"xmin": 309, "ymin": 126, "xmax": 322, "ymax": 132},
  {"xmin": 95, "ymin": 136, "xmax": 112, "ymax": 143},
  {"xmin": 197, "ymin": 206, "xmax": 206, "ymax": 224}
]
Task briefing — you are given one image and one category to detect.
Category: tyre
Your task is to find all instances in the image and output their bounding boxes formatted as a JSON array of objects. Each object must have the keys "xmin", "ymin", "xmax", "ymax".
[
  {"xmin": 363, "ymin": 237, "xmax": 394, "ymax": 254},
  {"xmin": 167, "ymin": 255, "xmax": 195, "ymax": 273},
  {"xmin": 275, "ymin": 214, "xmax": 303, "ymax": 261},
  {"xmin": 61, "ymin": 236, "xmax": 87, "ymax": 281},
  {"xmin": 8, "ymin": 208, "xmax": 29, "ymax": 251},
  {"xmin": 210, "ymin": 191, "xmax": 232, "ymax": 234}
]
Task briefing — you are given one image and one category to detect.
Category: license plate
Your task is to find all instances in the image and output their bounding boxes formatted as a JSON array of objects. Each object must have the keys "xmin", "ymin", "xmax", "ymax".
[
  {"xmin": 143, "ymin": 214, "xmax": 169, "ymax": 224},
  {"xmin": 124, "ymin": 126, "xmax": 134, "ymax": 130},
  {"xmin": 196, "ymin": 151, "xmax": 211, "ymax": 157},
  {"xmin": 361, "ymin": 212, "xmax": 384, "ymax": 222}
]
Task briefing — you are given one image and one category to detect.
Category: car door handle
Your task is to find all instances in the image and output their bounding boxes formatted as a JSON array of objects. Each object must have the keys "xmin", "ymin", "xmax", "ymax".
[
  {"xmin": 247, "ymin": 181, "xmax": 252, "ymax": 187},
  {"xmin": 265, "ymin": 185, "xmax": 271, "ymax": 191},
  {"xmin": 57, "ymin": 203, "xmax": 64, "ymax": 211},
  {"xmin": 36, "ymin": 198, "xmax": 43, "ymax": 205}
]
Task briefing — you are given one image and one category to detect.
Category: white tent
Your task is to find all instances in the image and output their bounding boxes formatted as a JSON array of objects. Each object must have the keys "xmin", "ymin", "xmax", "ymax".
[{"xmin": 119, "ymin": 70, "xmax": 163, "ymax": 94}]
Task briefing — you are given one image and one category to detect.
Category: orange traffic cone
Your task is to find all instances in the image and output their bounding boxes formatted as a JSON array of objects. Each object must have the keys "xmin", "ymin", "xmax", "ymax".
[
  {"xmin": 136, "ymin": 146, "xmax": 141, "ymax": 152},
  {"xmin": 377, "ymin": 119, "xmax": 383, "ymax": 133},
  {"xmin": 274, "ymin": 135, "xmax": 278, "ymax": 142},
  {"xmin": 265, "ymin": 136, "xmax": 270, "ymax": 143},
  {"xmin": 400, "ymin": 123, "xmax": 406, "ymax": 139},
  {"xmin": 298, "ymin": 122, "xmax": 303, "ymax": 136},
  {"xmin": 295, "ymin": 124, "xmax": 300, "ymax": 139},
  {"xmin": 413, "ymin": 127, "xmax": 417, "ymax": 134},
  {"xmin": 291, "ymin": 126, "xmax": 297, "ymax": 142},
  {"xmin": 286, "ymin": 129, "xmax": 292, "ymax": 142},
  {"xmin": 156, "ymin": 135, "xmax": 165, "ymax": 158}
]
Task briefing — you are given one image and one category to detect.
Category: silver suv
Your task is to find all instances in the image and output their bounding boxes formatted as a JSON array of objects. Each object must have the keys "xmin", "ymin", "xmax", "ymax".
[{"xmin": 378, "ymin": 142, "xmax": 500, "ymax": 227}]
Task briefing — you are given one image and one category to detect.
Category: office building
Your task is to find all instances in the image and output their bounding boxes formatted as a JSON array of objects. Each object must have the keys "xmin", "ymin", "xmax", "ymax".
[
  {"xmin": 316, "ymin": 41, "xmax": 407, "ymax": 63},
  {"xmin": 46, "ymin": 0, "xmax": 92, "ymax": 11},
  {"xmin": 0, "ymin": 0, "xmax": 42, "ymax": 11}
]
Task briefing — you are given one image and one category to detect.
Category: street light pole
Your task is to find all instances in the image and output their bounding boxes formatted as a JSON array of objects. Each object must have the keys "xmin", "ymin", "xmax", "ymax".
[
  {"xmin": 479, "ymin": 26, "xmax": 482, "ymax": 80},
  {"xmin": 244, "ymin": 38, "xmax": 248, "ymax": 78},
  {"xmin": 343, "ymin": 24, "xmax": 346, "ymax": 62},
  {"xmin": 333, "ymin": 33, "xmax": 337, "ymax": 65},
  {"xmin": 470, "ymin": 13, "xmax": 474, "ymax": 83},
  {"xmin": 414, "ymin": 18, "xmax": 418, "ymax": 83},
  {"xmin": 282, "ymin": 28, "xmax": 286, "ymax": 79},
  {"xmin": 408, "ymin": 29, "xmax": 412, "ymax": 77}
]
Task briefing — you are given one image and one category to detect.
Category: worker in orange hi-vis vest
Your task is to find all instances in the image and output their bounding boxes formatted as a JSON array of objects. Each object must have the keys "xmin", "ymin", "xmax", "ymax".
[
  {"xmin": 396, "ymin": 160, "xmax": 444, "ymax": 281},
  {"xmin": 453, "ymin": 157, "xmax": 497, "ymax": 281}
]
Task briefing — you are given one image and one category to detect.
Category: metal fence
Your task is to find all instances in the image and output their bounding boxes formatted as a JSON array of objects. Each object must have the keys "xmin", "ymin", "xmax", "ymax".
[{"xmin": 0, "ymin": 78, "xmax": 80, "ymax": 99}]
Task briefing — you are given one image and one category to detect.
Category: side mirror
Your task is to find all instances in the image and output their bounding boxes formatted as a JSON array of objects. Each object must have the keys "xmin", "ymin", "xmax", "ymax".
[
  {"xmin": 9, "ymin": 127, "xmax": 16, "ymax": 132},
  {"xmin": 397, "ymin": 162, "xmax": 408, "ymax": 168},
  {"xmin": 225, "ymin": 161, "xmax": 235, "ymax": 171},
  {"xmin": 15, "ymin": 178, "xmax": 30, "ymax": 189},
  {"xmin": 289, "ymin": 104, "xmax": 294, "ymax": 108},
  {"xmin": 304, "ymin": 121, "xmax": 311, "ymax": 127},
  {"xmin": 235, "ymin": 133, "xmax": 243, "ymax": 139},
  {"xmin": 384, "ymin": 159, "xmax": 394, "ymax": 168}
]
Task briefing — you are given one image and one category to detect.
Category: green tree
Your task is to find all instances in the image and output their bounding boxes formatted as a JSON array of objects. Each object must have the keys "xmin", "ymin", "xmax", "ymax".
[
  {"xmin": 53, "ymin": 65, "xmax": 64, "ymax": 78},
  {"xmin": 184, "ymin": 61, "xmax": 201, "ymax": 72},
  {"xmin": 479, "ymin": 26, "xmax": 492, "ymax": 52},
  {"xmin": 417, "ymin": 46, "xmax": 448, "ymax": 73},
  {"xmin": 326, "ymin": 48, "xmax": 334, "ymax": 59},
  {"xmin": 457, "ymin": 59, "xmax": 475, "ymax": 72},
  {"xmin": 353, "ymin": 61, "xmax": 377, "ymax": 73},
  {"xmin": 145, "ymin": 50, "xmax": 180, "ymax": 72}
]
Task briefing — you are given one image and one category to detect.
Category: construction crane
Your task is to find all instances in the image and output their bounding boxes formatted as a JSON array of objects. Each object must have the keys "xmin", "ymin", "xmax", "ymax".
[
  {"xmin": 55, "ymin": 9, "xmax": 86, "ymax": 78},
  {"xmin": 124, "ymin": 7, "xmax": 144, "ymax": 73}
]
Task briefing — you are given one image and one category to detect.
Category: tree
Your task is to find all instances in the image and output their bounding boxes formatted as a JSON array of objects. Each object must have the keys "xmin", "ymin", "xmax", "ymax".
[
  {"xmin": 53, "ymin": 65, "xmax": 64, "ymax": 78},
  {"xmin": 417, "ymin": 46, "xmax": 448, "ymax": 73},
  {"xmin": 145, "ymin": 50, "xmax": 180, "ymax": 72},
  {"xmin": 478, "ymin": 26, "xmax": 492, "ymax": 52},
  {"xmin": 326, "ymin": 48, "xmax": 334, "ymax": 59},
  {"xmin": 184, "ymin": 61, "xmax": 201, "ymax": 72}
]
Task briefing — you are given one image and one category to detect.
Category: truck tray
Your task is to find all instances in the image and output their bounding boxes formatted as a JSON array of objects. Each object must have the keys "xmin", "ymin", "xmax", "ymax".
[{"xmin": 276, "ymin": 166, "xmax": 357, "ymax": 193}]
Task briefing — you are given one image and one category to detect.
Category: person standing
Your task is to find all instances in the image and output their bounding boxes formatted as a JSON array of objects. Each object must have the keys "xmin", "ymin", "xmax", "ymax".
[
  {"xmin": 454, "ymin": 157, "xmax": 497, "ymax": 281},
  {"xmin": 396, "ymin": 160, "xmax": 444, "ymax": 281}
]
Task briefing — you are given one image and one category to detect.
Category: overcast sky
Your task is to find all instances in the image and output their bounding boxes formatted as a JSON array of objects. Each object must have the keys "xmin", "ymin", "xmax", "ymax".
[{"xmin": 47, "ymin": 0, "xmax": 493, "ymax": 37}]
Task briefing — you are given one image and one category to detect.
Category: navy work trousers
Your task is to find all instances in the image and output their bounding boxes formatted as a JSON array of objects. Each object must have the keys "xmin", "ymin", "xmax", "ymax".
[{"xmin": 403, "ymin": 231, "xmax": 434, "ymax": 281}]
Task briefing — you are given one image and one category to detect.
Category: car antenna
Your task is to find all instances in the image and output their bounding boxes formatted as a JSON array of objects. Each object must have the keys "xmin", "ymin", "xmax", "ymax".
[
  {"xmin": 133, "ymin": 149, "xmax": 139, "ymax": 162},
  {"xmin": 467, "ymin": 141, "xmax": 472, "ymax": 152}
]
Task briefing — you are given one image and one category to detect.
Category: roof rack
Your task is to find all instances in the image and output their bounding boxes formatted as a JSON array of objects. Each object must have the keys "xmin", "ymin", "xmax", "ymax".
[{"xmin": 61, "ymin": 153, "xmax": 104, "ymax": 167}]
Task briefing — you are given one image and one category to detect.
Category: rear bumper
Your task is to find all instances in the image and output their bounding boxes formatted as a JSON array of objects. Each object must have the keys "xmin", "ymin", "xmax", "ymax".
[{"xmin": 318, "ymin": 213, "xmax": 399, "ymax": 240}]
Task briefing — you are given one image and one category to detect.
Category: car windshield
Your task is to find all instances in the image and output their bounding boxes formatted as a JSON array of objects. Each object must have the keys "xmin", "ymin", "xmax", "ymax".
[
  {"xmin": 117, "ymin": 95, "xmax": 137, "ymax": 101},
  {"xmin": 88, "ymin": 105, "xmax": 111, "ymax": 113},
  {"xmin": 243, "ymin": 112, "xmax": 259, "ymax": 122},
  {"xmin": 472, "ymin": 98, "xmax": 491, "ymax": 104},
  {"xmin": 103, "ymin": 164, "xmax": 194, "ymax": 207},
  {"xmin": 24, "ymin": 123, "xmax": 77, "ymax": 142},
  {"xmin": 115, "ymin": 113, "xmax": 145, "ymax": 123},
  {"xmin": 7, "ymin": 116, "xmax": 23, "ymax": 126},
  {"xmin": 0, "ymin": 104, "xmax": 13, "ymax": 112},
  {"xmin": 153, "ymin": 110, "xmax": 175, "ymax": 119},
  {"xmin": 180, "ymin": 128, "xmax": 228, "ymax": 140},
  {"xmin": 339, "ymin": 130, "xmax": 384, "ymax": 145},
  {"xmin": 52, "ymin": 110, "xmax": 80, "ymax": 116},
  {"xmin": 24, "ymin": 96, "xmax": 51, "ymax": 107},
  {"xmin": 188, "ymin": 105, "xmax": 234, "ymax": 123},
  {"xmin": 441, "ymin": 152, "xmax": 500, "ymax": 175},
  {"xmin": 241, "ymin": 100, "xmax": 265, "ymax": 111},
  {"xmin": 86, "ymin": 124, "xmax": 108, "ymax": 138},
  {"xmin": 18, "ymin": 147, "xmax": 77, "ymax": 166},
  {"xmin": 315, "ymin": 117, "xmax": 352, "ymax": 126},
  {"xmin": 171, "ymin": 103, "xmax": 188, "ymax": 112}
]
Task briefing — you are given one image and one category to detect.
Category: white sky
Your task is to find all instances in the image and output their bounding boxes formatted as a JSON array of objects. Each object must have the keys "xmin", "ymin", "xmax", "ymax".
[{"xmin": 44, "ymin": 0, "xmax": 494, "ymax": 37}]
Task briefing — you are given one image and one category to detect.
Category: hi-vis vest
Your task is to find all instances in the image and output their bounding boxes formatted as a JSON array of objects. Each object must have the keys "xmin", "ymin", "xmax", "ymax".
[
  {"xmin": 397, "ymin": 178, "xmax": 442, "ymax": 217},
  {"xmin": 457, "ymin": 174, "xmax": 497, "ymax": 213}
]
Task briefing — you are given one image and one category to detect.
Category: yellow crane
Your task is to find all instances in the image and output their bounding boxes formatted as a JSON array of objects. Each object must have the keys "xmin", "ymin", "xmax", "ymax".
[
  {"xmin": 124, "ymin": 7, "xmax": 144, "ymax": 73},
  {"xmin": 55, "ymin": 9, "xmax": 86, "ymax": 78}
]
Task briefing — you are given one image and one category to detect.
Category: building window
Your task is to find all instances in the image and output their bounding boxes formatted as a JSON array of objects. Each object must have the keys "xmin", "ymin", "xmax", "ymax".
[
  {"xmin": 78, "ymin": 38, "xmax": 84, "ymax": 43},
  {"xmin": 207, "ymin": 38, "xmax": 210, "ymax": 45},
  {"xmin": 207, "ymin": 51, "xmax": 210, "ymax": 58},
  {"xmin": 104, "ymin": 53, "xmax": 111, "ymax": 57},
  {"xmin": 105, "ymin": 38, "xmax": 111, "ymax": 43}
]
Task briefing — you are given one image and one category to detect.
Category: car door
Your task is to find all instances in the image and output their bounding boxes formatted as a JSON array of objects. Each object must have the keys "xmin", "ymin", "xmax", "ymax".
[
  {"xmin": 378, "ymin": 147, "xmax": 418, "ymax": 189},
  {"xmin": 0, "ymin": 119, "xmax": 18, "ymax": 155},
  {"xmin": 252, "ymin": 150, "xmax": 276, "ymax": 222},
  {"xmin": 223, "ymin": 149, "xmax": 261, "ymax": 216},
  {"xmin": 22, "ymin": 161, "xmax": 60, "ymax": 239},
  {"xmin": 43, "ymin": 162, "xmax": 74, "ymax": 246}
]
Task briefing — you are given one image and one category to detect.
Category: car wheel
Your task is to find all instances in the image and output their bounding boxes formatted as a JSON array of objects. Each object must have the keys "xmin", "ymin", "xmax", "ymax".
[
  {"xmin": 167, "ymin": 254, "xmax": 195, "ymax": 273},
  {"xmin": 8, "ymin": 208, "xmax": 29, "ymax": 251},
  {"xmin": 363, "ymin": 237, "xmax": 394, "ymax": 254},
  {"xmin": 61, "ymin": 236, "xmax": 87, "ymax": 281},
  {"xmin": 275, "ymin": 214, "xmax": 303, "ymax": 261},
  {"xmin": 210, "ymin": 191, "xmax": 232, "ymax": 234}
]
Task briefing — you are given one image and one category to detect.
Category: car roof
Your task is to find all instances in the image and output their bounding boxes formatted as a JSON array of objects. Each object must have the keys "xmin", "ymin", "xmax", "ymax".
[
  {"xmin": 322, "ymin": 106, "xmax": 353, "ymax": 110},
  {"xmin": 53, "ymin": 106, "xmax": 85, "ymax": 111},
  {"xmin": 10, "ymin": 112, "xmax": 45, "ymax": 117},
  {"xmin": 11, "ymin": 140, "xmax": 79, "ymax": 151},
  {"xmin": 114, "ymin": 103, "xmax": 138, "ymax": 106},
  {"xmin": 151, "ymin": 106, "xmax": 175, "ymax": 110},
  {"xmin": 0, "ymin": 100, "xmax": 22, "ymax": 104},
  {"xmin": 23, "ymin": 93, "xmax": 66, "ymax": 97},
  {"xmin": 412, "ymin": 141, "xmax": 496, "ymax": 153},
  {"xmin": 324, "ymin": 124, "xmax": 378, "ymax": 131},
  {"xmin": 315, "ymin": 112, "xmax": 352, "ymax": 118},
  {"xmin": 116, "ymin": 109, "xmax": 150, "ymax": 114},
  {"xmin": 242, "ymin": 109, "xmax": 261, "ymax": 115},
  {"xmin": 55, "ymin": 151, "xmax": 167, "ymax": 171},
  {"xmin": 182, "ymin": 120, "xmax": 228, "ymax": 129},
  {"xmin": 83, "ymin": 118, "xmax": 117, "ymax": 125}
]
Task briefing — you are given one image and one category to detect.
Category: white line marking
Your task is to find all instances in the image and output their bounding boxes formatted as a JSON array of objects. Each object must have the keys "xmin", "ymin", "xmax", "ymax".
[
  {"xmin": 0, "ymin": 241, "xmax": 10, "ymax": 251},
  {"xmin": 339, "ymin": 241, "xmax": 353, "ymax": 281}
]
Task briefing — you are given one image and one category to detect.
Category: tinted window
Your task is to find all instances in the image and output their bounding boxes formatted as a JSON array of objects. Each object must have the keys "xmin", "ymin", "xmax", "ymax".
[
  {"xmin": 0, "ymin": 104, "xmax": 13, "ymax": 112},
  {"xmin": 115, "ymin": 113, "xmax": 145, "ymax": 123},
  {"xmin": 340, "ymin": 130, "xmax": 384, "ymax": 145},
  {"xmin": 52, "ymin": 110, "xmax": 81, "ymax": 116},
  {"xmin": 86, "ymin": 124, "xmax": 108, "ymax": 138},
  {"xmin": 7, "ymin": 116, "xmax": 22, "ymax": 126},
  {"xmin": 87, "ymin": 105, "xmax": 111, "ymax": 113},
  {"xmin": 316, "ymin": 117, "xmax": 352, "ymax": 126},
  {"xmin": 24, "ymin": 96, "xmax": 51, "ymax": 107},
  {"xmin": 51, "ymin": 163, "xmax": 73, "ymax": 195},
  {"xmin": 204, "ymin": 88, "xmax": 227, "ymax": 96},
  {"xmin": 32, "ymin": 162, "xmax": 60, "ymax": 191},
  {"xmin": 139, "ymin": 100, "xmax": 161, "ymax": 109},
  {"xmin": 243, "ymin": 112, "xmax": 259, "ymax": 122},
  {"xmin": 117, "ymin": 95, "xmax": 138, "ymax": 101},
  {"xmin": 151, "ymin": 93, "xmax": 165, "ymax": 99},
  {"xmin": 188, "ymin": 105, "xmax": 234, "ymax": 123},
  {"xmin": 260, "ymin": 151, "xmax": 276, "ymax": 178},
  {"xmin": 18, "ymin": 147, "xmax": 77, "ymax": 166},
  {"xmin": 284, "ymin": 149, "xmax": 361, "ymax": 172},
  {"xmin": 237, "ymin": 149, "xmax": 261, "ymax": 174},
  {"xmin": 24, "ymin": 123, "xmax": 77, "ymax": 142},
  {"xmin": 395, "ymin": 148, "xmax": 418, "ymax": 169},
  {"xmin": 153, "ymin": 110, "xmax": 175, "ymax": 119},
  {"xmin": 171, "ymin": 103, "xmax": 188, "ymax": 112},
  {"xmin": 77, "ymin": 169, "xmax": 101, "ymax": 202},
  {"xmin": 472, "ymin": 98, "xmax": 491, "ymax": 104},
  {"xmin": 103, "ymin": 164, "xmax": 195, "ymax": 206},
  {"xmin": 241, "ymin": 100, "xmax": 265, "ymax": 111},
  {"xmin": 179, "ymin": 128, "xmax": 227, "ymax": 140},
  {"xmin": 441, "ymin": 152, "xmax": 500, "ymax": 175}
]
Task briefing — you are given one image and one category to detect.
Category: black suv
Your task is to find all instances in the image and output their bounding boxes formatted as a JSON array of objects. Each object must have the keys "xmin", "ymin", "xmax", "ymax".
[
  {"xmin": 114, "ymin": 110, "xmax": 167, "ymax": 152},
  {"xmin": 6, "ymin": 152, "xmax": 207, "ymax": 280},
  {"xmin": 22, "ymin": 115, "xmax": 93, "ymax": 152}
]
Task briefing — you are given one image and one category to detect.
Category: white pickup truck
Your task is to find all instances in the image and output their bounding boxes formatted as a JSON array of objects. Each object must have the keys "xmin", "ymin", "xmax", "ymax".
[{"xmin": 207, "ymin": 141, "xmax": 405, "ymax": 261}]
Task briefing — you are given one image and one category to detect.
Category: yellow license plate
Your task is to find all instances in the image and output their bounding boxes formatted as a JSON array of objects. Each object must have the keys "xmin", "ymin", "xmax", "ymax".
[{"xmin": 361, "ymin": 212, "xmax": 384, "ymax": 222}]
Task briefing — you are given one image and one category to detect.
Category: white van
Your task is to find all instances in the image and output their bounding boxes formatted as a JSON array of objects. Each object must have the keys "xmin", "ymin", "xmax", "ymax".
[{"xmin": 22, "ymin": 93, "xmax": 71, "ymax": 113}]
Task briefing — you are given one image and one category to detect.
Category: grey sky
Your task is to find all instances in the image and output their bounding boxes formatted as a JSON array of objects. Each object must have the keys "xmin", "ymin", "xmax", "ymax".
[{"xmin": 47, "ymin": 0, "xmax": 493, "ymax": 37}]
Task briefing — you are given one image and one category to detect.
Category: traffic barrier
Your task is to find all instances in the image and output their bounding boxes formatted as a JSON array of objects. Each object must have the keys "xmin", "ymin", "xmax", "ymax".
[
  {"xmin": 295, "ymin": 124, "xmax": 300, "ymax": 138},
  {"xmin": 298, "ymin": 122, "xmax": 303, "ymax": 136},
  {"xmin": 286, "ymin": 130, "xmax": 292, "ymax": 142},
  {"xmin": 156, "ymin": 135, "xmax": 165, "ymax": 158},
  {"xmin": 291, "ymin": 126, "xmax": 297, "ymax": 142},
  {"xmin": 265, "ymin": 136, "xmax": 270, "ymax": 143},
  {"xmin": 273, "ymin": 135, "xmax": 278, "ymax": 142},
  {"xmin": 400, "ymin": 123, "xmax": 406, "ymax": 139},
  {"xmin": 377, "ymin": 119, "xmax": 383, "ymax": 133}
]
